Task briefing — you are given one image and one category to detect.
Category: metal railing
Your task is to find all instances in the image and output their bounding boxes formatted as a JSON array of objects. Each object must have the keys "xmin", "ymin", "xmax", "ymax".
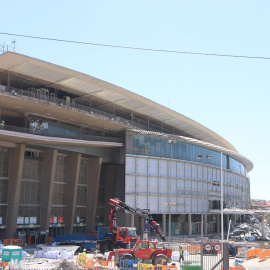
[
  {"xmin": 0, "ymin": 86, "xmax": 157, "ymax": 132},
  {"xmin": 0, "ymin": 124, "xmax": 123, "ymax": 143}
]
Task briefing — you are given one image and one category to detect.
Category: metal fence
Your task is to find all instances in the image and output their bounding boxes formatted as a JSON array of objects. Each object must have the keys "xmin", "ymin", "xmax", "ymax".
[{"xmin": 170, "ymin": 241, "xmax": 229, "ymax": 270}]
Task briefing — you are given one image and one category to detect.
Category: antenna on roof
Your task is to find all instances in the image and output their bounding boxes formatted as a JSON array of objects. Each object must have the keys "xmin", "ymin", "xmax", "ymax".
[
  {"xmin": 11, "ymin": 40, "xmax": 16, "ymax": 52},
  {"xmin": 0, "ymin": 41, "xmax": 6, "ymax": 53}
]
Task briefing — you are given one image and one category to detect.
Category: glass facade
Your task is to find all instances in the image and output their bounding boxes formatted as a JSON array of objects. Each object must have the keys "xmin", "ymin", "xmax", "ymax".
[{"xmin": 131, "ymin": 135, "xmax": 246, "ymax": 176}]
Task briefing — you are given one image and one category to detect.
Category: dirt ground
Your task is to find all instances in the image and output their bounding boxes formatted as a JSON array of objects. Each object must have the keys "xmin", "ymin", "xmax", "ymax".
[{"xmin": 3, "ymin": 246, "xmax": 270, "ymax": 269}]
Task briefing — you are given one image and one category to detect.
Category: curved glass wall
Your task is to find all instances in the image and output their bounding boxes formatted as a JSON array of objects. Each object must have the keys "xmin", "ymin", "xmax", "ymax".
[{"xmin": 130, "ymin": 135, "xmax": 247, "ymax": 176}]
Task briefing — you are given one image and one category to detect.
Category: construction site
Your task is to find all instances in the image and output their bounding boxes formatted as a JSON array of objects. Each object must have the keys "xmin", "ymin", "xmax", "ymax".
[
  {"xmin": 2, "ymin": 198, "xmax": 270, "ymax": 269},
  {"xmin": 0, "ymin": 52, "xmax": 259, "ymax": 269}
]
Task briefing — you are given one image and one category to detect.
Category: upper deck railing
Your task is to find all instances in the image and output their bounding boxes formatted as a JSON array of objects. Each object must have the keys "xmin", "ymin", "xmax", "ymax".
[
  {"xmin": 0, "ymin": 124, "xmax": 123, "ymax": 144},
  {"xmin": 0, "ymin": 85, "xmax": 175, "ymax": 134}
]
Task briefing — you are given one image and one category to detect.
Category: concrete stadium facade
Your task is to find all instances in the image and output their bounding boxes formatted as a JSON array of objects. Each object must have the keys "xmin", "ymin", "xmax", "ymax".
[{"xmin": 0, "ymin": 52, "xmax": 252, "ymax": 240}]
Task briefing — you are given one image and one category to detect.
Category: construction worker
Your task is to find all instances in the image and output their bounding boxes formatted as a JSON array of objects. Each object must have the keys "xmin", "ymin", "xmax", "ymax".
[
  {"xmin": 0, "ymin": 121, "xmax": 4, "ymax": 129},
  {"xmin": 82, "ymin": 249, "xmax": 87, "ymax": 257},
  {"xmin": 179, "ymin": 246, "xmax": 184, "ymax": 264}
]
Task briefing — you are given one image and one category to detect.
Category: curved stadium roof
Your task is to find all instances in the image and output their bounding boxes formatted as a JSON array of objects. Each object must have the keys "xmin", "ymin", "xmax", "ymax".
[{"xmin": 0, "ymin": 52, "xmax": 253, "ymax": 171}]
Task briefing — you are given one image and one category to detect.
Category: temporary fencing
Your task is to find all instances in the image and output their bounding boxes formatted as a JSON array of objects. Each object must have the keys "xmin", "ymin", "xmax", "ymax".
[
  {"xmin": 245, "ymin": 247, "xmax": 270, "ymax": 262},
  {"xmin": 0, "ymin": 261, "xmax": 9, "ymax": 270},
  {"xmin": 178, "ymin": 241, "xmax": 223, "ymax": 269},
  {"xmin": 84, "ymin": 258, "xmax": 116, "ymax": 269},
  {"xmin": 258, "ymin": 249, "xmax": 270, "ymax": 262},
  {"xmin": 119, "ymin": 260, "xmax": 141, "ymax": 270},
  {"xmin": 2, "ymin": 239, "xmax": 23, "ymax": 246}
]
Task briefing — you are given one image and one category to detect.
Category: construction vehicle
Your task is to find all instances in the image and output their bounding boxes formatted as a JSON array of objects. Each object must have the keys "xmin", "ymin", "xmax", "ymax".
[
  {"xmin": 97, "ymin": 199, "xmax": 139, "ymax": 253},
  {"xmin": 99, "ymin": 198, "xmax": 172, "ymax": 265},
  {"xmin": 107, "ymin": 240, "xmax": 172, "ymax": 265},
  {"xmin": 97, "ymin": 198, "xmax": 166, "ymax": 253}
]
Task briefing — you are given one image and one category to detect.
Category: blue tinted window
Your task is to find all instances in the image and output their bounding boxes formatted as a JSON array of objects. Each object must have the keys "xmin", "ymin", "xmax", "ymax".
[{"xmin": 130, "ymin": 134, "xmax": 246, "ymax": 176}]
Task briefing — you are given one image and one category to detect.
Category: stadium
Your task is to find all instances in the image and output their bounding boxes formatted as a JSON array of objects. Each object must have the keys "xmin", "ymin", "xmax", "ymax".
[{"xmin": 0, "ymin": 51, "xmax": 252, "ymax": 240}]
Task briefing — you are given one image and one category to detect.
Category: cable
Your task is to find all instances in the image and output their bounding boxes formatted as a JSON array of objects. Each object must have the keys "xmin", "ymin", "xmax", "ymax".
[{"xmin": 1, "ymin": 31, "xmax": 270, "ymax": 60}]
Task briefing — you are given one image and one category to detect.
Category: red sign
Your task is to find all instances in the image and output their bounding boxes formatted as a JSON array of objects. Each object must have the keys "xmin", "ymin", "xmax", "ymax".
[
  {"xmin": 57, "ymin": 217, "xmax": 64, "ymax": 224},
  {"xmin": 50, "ymin": 217, "xmax": 54, "ymax": 224},
  {"xmin": 204, "ymin": 243, "xmax": 213, "ymax": 252},
  {"xmin": 214, "ymin": 244, "xmax": 222, "ymax": 252}
]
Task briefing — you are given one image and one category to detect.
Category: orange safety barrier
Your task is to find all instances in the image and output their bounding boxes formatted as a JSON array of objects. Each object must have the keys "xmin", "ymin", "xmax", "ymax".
[
  {"xmin": 3, "ymin": 239, "xmax": 23, "ymax": 246},
  {"xmin": 3, "ymin": 239, "xmax": 11, "ymax": 246},
  {"xmin": 259, "ymin": 250, "xmax": 267, "ymax": 262},
  {"xmin": 230, "ymin": 267, "xmax": 246, "ymax": 270},
  {"xmin": 258, "ymin": 249, "xmax": 270, "ymax": 262},
  {"xmin": 85, "ymin": 259, "xmax": 116, "ymax": 269},
  {"xmin": 186, "ymin": 245, "xmax": 201, "ymax": 254},
  {"xmin": 96, "ymin": 260, "xmax": 116, "ymax": 267},
  {"xmin": 85, "ymin": 259, "xmax": 95, "ymax": 269},
  {"xmin": 11, "ymin": 239, "xmax": 23, "ymax": 246},
  {"xmin": 247, "ymin": 248, "xmax": 263, "ymax": 259},
  {"xmin": 0, "ymin": 261, "xmax": 9, "ymax": 270},
  {"xmin": 153, "ymin": 265, "xmax": 177, "ymax": 270}
]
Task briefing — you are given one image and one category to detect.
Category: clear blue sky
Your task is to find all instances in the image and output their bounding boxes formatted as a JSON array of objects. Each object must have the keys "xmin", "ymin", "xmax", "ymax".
[{"xmin": 1, "ymin": 1, "xmax": 269, "ymax": 200}]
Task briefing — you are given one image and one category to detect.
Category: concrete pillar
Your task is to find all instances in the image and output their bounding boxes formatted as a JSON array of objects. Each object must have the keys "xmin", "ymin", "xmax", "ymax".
[
  {"xmin": 65, "ymin": 153, "xmax": 81, "ymax": 235},
  {"xmin": 104, "ymin": 166, "xmax": 118, "ymax": 226},
  {"xmin": 227, "ymin": 215, "xmax": 230, "ymax": 230},
  {"xmin": 40, "ymin": 149, "xmax": 57, "ymax": 232},
  {"xmin": 262, "ymin": 215, "xmax": 265, "ymax": 239},
  {"xmin": 217, "ymin": 214, "xmax": 220, "ymax": 234},
  {"xmin": 234, "ymin": 214, "xmax": 237, "ymax": 225},
  {"xmin": 162, "ymin": 214, "xmax": 166, "ymax": 237},
  {"xmin": 188, "ymin": 214, "xmax": 192, "ymax": 235},
  {"xmin": 125, "ymin": 214, "xmax": 134, "ymax": 227},
  {"xmin": 6, "ymin": 144, "xmax": 25, "ymax": 238},
  {"xmin": 204, "ymin": 214, "xmax": 207, "ymax": 234},
  {"xmin": 131, "ymin": 214, "xmax": 135, "ymax": 227},
  {"xmin": 86, "ymin": 157, "xmax": 102, "ymax": 232}
]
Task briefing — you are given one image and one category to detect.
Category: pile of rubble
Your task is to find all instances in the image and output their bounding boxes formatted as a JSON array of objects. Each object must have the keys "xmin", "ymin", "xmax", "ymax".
[{"xmin": 229, "ymin": 214, "xmax": 270, "ymax": 242}]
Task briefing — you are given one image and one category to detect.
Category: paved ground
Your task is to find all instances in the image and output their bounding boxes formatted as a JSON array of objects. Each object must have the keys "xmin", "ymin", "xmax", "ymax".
[{"xmin": 238, "ymin": 258, "xmax": 270, "ymax": 270}]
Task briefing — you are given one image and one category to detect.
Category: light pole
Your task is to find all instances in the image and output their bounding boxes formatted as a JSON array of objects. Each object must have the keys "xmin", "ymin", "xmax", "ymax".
[
  {"xmin": 167, "ymin": 140, "xmax": 176, "ymax": 246},
  {"xmin": 164, "ymin": 202, "xmax": 176, "ymax": 246},
  {"xmin": 221, "ymin": 152, "xmax": 224, "ymax": 243},
  {"xmin": 197, "ymin": 154, "xmax": 212, "ymax": 268}
]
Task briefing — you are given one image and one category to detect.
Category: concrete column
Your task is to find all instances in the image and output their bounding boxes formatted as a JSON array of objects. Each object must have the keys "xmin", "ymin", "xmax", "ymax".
[
  {"xmin": 217, "ymin": 214, "xmax": 220, "ymax": 234},
  {"xmin": 204, "ymin": 214, "xmax": 207, "ymax": 234},
  {"xmin": 131, "ymin": 214, "xmax": 135, "ymax": 227},
  {"xmin": 104, "ymin": 166, "xmax": 118, "ymax": 226},
  {"xmin": 234, "ymin": 214, "xmax": 237, "ymax": 225},
  {"xmin": 65, "ymin": 153, "xmax": 81, "ymax": 235},
  {"xmin": 86, "ymin": 157, "xmax": 102, "ymax": 232},
  {"xmin": 262, "ymin": 215, "xmax": 265, "ymax": 239},
  {"xmin": 188, "ymin": 214, "xmax": 192, "ymax": 235},
  {"xmin": 227, "ymin": 215, "xmax": 230, "ymax": 230},
  {"xmin": 162, "ymin": 214, "xmax": 166, "ymax": 237},
  {"xmin": 125, "ymin": 214, "xmax": 134, "ymax": 227},
  {"xmin": 6, "ymin": 144, "xmax": 25, "ymax": 238},
  {"xmin": 40, "ymin": 149, "xmax": 57, "ymax": 232}
]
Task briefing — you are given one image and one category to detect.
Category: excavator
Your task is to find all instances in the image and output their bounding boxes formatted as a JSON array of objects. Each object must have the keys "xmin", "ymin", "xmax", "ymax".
[{"xmin": 98, "ymin": 198, "xmax": 172, "ymax": 265}]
